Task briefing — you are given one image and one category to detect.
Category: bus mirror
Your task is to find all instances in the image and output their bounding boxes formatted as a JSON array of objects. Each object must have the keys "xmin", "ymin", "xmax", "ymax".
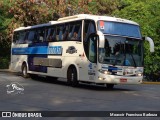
[
  {"xmin": 145, "ymin": 37, "xmax": 154, "ymax": 52},
  {"xmin": 97, "ymin": 31, "xmax": 105, "ymax": 48}
]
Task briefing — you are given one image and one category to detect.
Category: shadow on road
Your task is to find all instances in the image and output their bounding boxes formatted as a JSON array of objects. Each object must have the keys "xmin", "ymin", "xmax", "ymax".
[{"xmin": 29, "ymin": 75, "xmax": 134, "ymax": 92}]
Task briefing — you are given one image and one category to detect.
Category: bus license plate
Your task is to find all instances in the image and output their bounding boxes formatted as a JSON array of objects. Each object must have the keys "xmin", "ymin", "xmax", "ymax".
[{"xmin": 120, "ymin": 78, "xmax": 127, "ymax": 82}]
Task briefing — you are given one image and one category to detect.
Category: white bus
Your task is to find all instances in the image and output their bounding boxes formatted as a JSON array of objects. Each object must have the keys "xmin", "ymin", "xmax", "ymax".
[{"xmin": 10, "ymin": 14, "xmax": 154, "ymax": 88}]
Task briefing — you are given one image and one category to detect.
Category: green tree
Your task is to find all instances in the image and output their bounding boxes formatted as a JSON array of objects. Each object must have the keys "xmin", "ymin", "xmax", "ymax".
[
  {"xmin": 87, "ymin": 0, "xmax": 119, "ymax": 15},
  {"xmin": 0, "ymin": 0, "xmax": 13, "ymax": 68},
  {"xmin": 113, "ymin": 0, "xmax": 160, "ymax": 73},
  {"xmin": 0, "ymin": 0, "xmax": 160, "ymax": 72}
]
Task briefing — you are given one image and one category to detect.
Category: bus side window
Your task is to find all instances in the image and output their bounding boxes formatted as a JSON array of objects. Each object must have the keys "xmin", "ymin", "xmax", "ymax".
[
  {"xmin": 63, "ymin": 24, "xmax": 69, "ymax": 41},
  {"xmin": 13, "ymin": 32, "xmax": 19, "ymax": 44},
  {"xmin": 77, "ymin": 25, "xmax": 81, "ymax": 41},
  {"xmin": 13, "ymin": 31, "xmax": 26, "ymax": 44},
  {"xmin": 68, "ymin": 23, "xmax": 75, "ymax": 40},
  {"xmin": 71, "ymin": 24, "xmax": 81, "ymax": 41},
  {"xmin": 59, "ymin": 26, "xmax": 63, "ymax": 41},
  {"xmin": 83, "ymin": 20, "xmax": 96, "ymax": 42},
  {"xmin": 46, "ymin": 27, "xmax": 56, "ymax": 42},
  {"xmin": 83, "ymin": 20, "xmax": 90, "ymax": 42},
  {"xmin": 19, "ymin": 31, "xmax": 26, "ymax": 44},
  {"xmin": 56, "ymin": 24, "xmax": 64, "ymax": 41},
  {"xmin": 37, "ymin": 28, "xmax": 45, "ymax": 42},
  {"xmin": 26, "ymin": 30, "xmax": 36, "ymax": 43},
  {"xmin": 56, "ymin": 26, "xmax": 60, "ymax": 41},
  {"xmin": 69, "ymin": 21, "xmax": 82, "ymax": 41}
]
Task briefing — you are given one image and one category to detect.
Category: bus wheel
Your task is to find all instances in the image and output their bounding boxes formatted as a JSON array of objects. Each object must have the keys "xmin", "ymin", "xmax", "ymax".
[
  {"xmin": 67, "ymin": 66, "xmax": 79, "ymax": 87},
  {"xmin": 22, "ymin": 63, "xmax": 29, "ymax": 78},
  {"xmin": 106, "ymin": 84, "xmax": 114, "ymax": 89}
]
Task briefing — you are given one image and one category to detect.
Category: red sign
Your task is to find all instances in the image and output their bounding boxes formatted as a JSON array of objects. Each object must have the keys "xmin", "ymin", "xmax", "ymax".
[
  {"xmin": 120, "ymin": 78, "xmax": 127, "ymax": 82},
  {"xmin": 99, "ymin": 21, "xmax": 104, "ymax": 29}
]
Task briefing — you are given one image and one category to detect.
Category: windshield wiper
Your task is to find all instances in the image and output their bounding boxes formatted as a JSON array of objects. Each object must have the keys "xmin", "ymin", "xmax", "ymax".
[
  {"xmin": 113, "ymin": 53, "xmax": 124, "ymax": 66},
  {"xmin": 129, "ymin": 52, "xmax": 137, "ymax": 67}
]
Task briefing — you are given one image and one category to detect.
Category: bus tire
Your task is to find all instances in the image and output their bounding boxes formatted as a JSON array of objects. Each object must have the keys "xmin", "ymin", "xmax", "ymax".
[
  {"xmin": 67, "ymin": 66, "xmax": 79, "ymax": 87},
  {"xmin": 106, "ymin": 84, "xmax": 114, "ymax": 89},
  {"xmin": 22, "ymin": 63, "xmax": 29, "ymax": 78}
]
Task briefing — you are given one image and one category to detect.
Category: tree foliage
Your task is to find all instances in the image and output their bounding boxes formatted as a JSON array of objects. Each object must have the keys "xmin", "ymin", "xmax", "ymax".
[
  {"xmin": 113, "ymin": 0, "xmax": 160, "ymax": 73},
  {"xmin": 0, "ymin": 0, "xmax": 159, "ymax": 73}
]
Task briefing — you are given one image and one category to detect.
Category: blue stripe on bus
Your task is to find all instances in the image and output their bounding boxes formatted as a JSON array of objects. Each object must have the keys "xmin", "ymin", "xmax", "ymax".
[
  {"xmin": 12, "ymin": 46, "xmax": 62, "ymax": 55},
  {"xmin": 28, "ymin": 54, "xmax": 47, "ymax": 73},
  {"xmin": 12, "ymin": 44, "xmax": 63, "ymax": 73},
  {"xmin": 102, "ymin": 66, "xmax": 122, "ymax": 70},
  {"xmin": 27, "ymin": 43, "xmax": 49, "ymax": 73}
]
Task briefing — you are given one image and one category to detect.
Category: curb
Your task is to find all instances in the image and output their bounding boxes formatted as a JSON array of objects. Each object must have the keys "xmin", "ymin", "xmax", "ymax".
[
  {"xmin": 0, "ymin": 69, "xmax": 10, "ymax": 72},
  {"xmin": 0, "ymin": 69, "xmax": 16, "ymax": 74},
  {"xmin": 142, "ymin": 82, "xmax": 160, "ymax": 85}
]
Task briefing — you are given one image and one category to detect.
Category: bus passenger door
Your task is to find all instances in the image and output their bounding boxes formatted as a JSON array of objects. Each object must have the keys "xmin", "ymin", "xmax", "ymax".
[
  {"xmin": 80, "ymin": 20, "xmax": 97, "ymax": 81},
  {"xmin": 88, "ymin": 34, "xmax": 97, "ymax": 81}
]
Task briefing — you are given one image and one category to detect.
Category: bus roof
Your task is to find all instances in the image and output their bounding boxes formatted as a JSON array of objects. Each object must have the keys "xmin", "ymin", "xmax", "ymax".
[
  {"xmin": 57, "ymin": 14, "xmax": 139, "ymax": 25},
  {"xmin": 14, "ymin": 23, "xmax": 51, "ymax": 31},
  {"xmin": 14, "ymin": 14, "xmax": 139, "ymax": 31}
]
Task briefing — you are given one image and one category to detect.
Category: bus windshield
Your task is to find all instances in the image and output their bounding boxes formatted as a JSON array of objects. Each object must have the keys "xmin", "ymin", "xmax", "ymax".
[
  {"xmin": 98, "ymin": 36, "xmax": 143, "ymax": 67},
  {"xmin": 98, "ymin": 21, "xmax": 142, "ymax": 39}
]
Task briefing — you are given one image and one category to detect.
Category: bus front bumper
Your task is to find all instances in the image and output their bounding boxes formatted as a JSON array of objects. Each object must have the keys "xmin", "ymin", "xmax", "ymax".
[{"xmin": 96, "ymin": 74, "xmax": 143, "ymax": 84}]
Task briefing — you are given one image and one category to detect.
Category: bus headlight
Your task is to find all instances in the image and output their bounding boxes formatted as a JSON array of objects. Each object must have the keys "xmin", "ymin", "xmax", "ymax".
[
  {"xmin": 98, "ymin": 69, "xmax": 111, "ymax": 75},
  {"xmin": 136, "ymin": 71, "xmax": 143, "ymax": 76},
  {"xmin": 98, "ymin": 76, "xmax": 105, "ymax": 80},
  {"xmin": 137, "ymin": 73, "xmax": 142, "ymax": 76}
]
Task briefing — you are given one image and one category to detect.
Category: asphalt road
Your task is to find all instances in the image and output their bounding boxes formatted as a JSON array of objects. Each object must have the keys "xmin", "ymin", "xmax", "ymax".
[{"xmin": 0, "ymin": 72, "xmax": 160, "ymax": 120}]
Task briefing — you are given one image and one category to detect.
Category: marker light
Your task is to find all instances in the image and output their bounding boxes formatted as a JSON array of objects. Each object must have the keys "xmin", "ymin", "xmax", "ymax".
[
  {"xmin": 98, "ymin": 76, "xmax": 103, "ymax": 80},
  {"xmin": 99, "ymin": 69, "xmax": 111, "ymax": 75},
  {"xmin": 98, "ymin": 76, "xmax": 105, "ymax": 80},
  {"xmin": 137, "ymin": 73, "xmax": 142, "ymax": 76}
]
